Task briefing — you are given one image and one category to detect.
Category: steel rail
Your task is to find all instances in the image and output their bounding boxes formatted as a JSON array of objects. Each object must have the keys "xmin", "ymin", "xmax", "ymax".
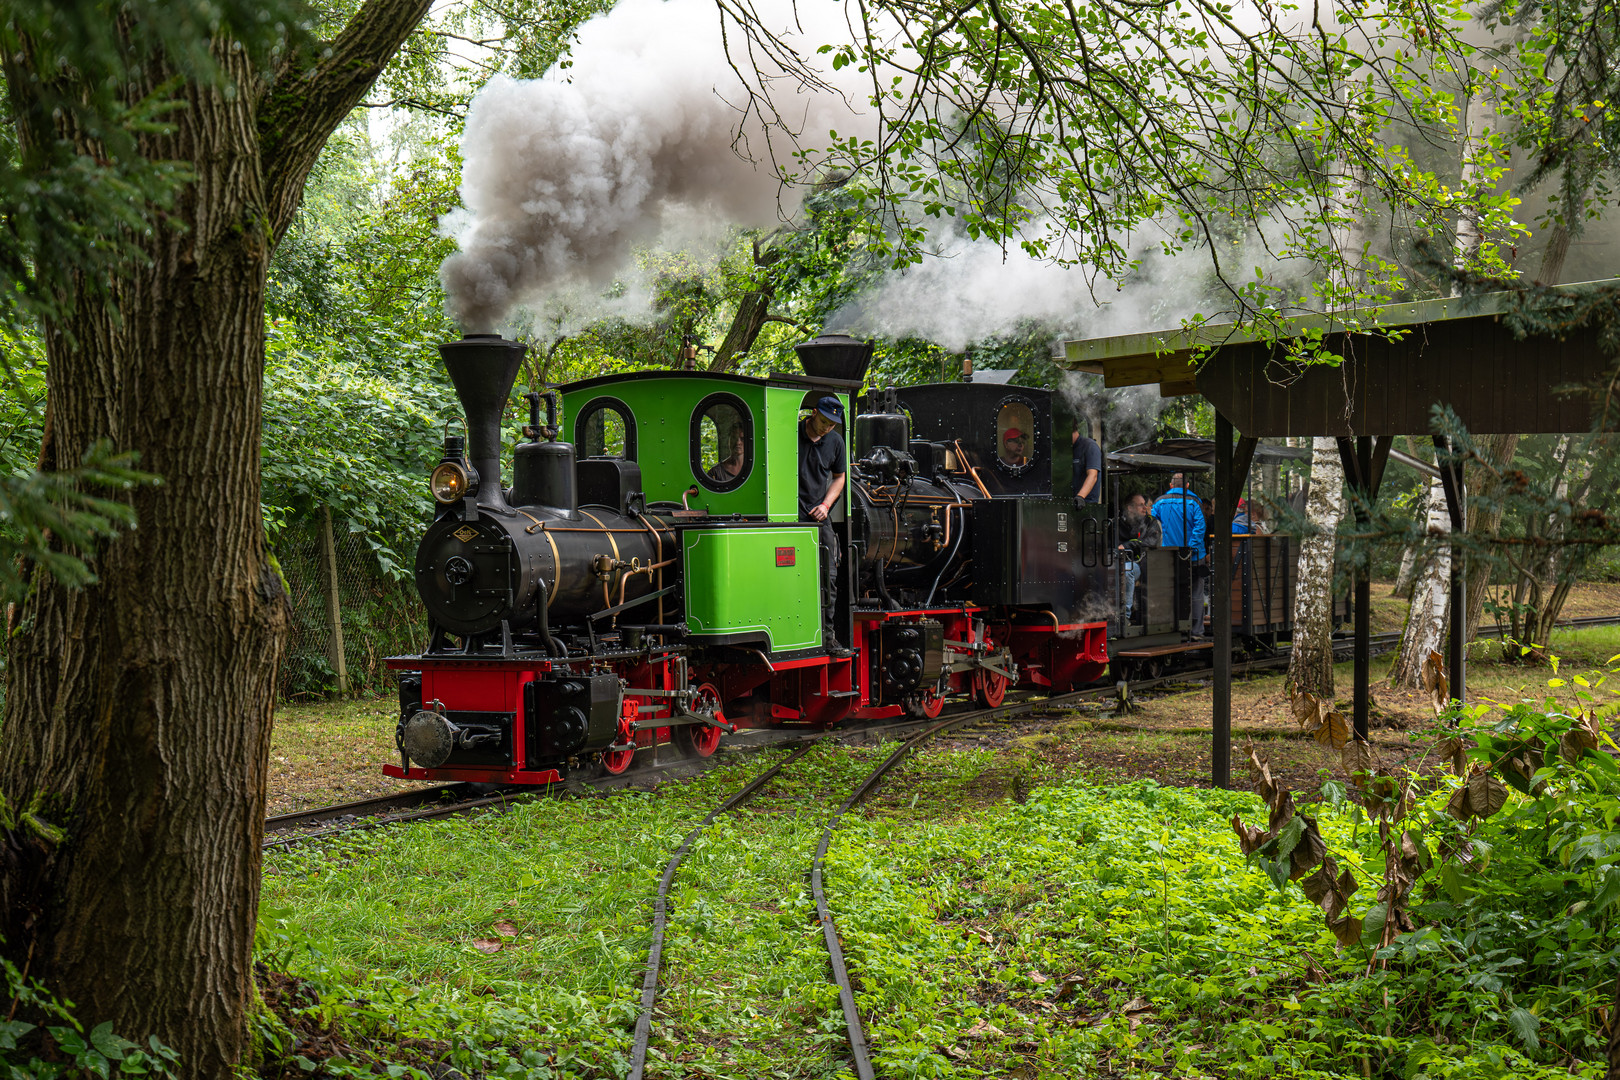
[
  {"xmin": 265, "ymin": 784, "xmax": 471, "ymax": 832},
  {"xmin": 807, "ymin": 691, "xmax": 1082, "ymax": 1080},
  {"xmin": 263, "ymin": 612, "xmax": 1620, "ymax": 845},
  {"xmin": 626, "ymin": 743, "xmax": 814, "ymax": 1080}
]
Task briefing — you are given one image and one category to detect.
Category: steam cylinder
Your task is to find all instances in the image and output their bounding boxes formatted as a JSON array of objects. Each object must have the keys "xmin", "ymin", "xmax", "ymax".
[{"xmin": 850, "ymin": 475, "xmax": 982, "ymax": 585}]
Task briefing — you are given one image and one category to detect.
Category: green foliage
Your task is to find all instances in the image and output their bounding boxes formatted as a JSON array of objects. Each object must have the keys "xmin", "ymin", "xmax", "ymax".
[
  {"xmin": 0, "ymin": 441, "xmax": 159, "ymax": 607},
  {"xmin": 262, "ymin": 322, "xmax": 459, "ymax": 575},
  {"xmin": 1, "ymin": 947, "xmax": 180, "ymax": 1079},
  {"xmin": 0, "ymin": 0, "xmax": 311, "ymax": 338},
  {"xmin": 800, "ymin": 0, "xmax": 1531, "ymax": 340}
]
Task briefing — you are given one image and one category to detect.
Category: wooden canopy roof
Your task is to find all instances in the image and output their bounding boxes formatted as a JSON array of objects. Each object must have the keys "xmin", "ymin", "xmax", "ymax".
[{"xmin": 1054, "ymin": 281, "xmax": 1620, "ymax": 436}]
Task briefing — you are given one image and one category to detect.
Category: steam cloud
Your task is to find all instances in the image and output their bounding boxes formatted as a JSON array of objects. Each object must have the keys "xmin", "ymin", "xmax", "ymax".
[
  {"xmin": 439, "ymin": 0, "xmax": 871, "ymax": 333},
  {"xmin": 826, "ymin": 222, "xmax": 1319, "ymax": 352}
]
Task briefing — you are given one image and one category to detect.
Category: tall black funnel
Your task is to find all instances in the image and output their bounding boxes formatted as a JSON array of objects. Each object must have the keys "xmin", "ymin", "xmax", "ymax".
[
  {"xmin": 439, "ymin": 334, "xmax": 527, "ymax": 509},
  {"xmin": 794, "ymin": 333, "xmax": 873, "ymax": 383}
]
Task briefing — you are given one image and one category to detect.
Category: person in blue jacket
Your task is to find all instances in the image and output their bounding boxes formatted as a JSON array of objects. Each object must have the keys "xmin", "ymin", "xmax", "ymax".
[{"xmin": 1152, "ymin": 474, "xmax": 1209, "ymax": 636}]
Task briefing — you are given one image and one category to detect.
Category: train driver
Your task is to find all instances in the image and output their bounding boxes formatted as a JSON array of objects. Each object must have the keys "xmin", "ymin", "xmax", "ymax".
[
  {"xmin": 1000, "ymin": 427, "xmax": 1030, "ymax": 467},
  {"xmin": 801, "ymin": 396, "xmax": 853, "ymax": 658},
  {"xmin": 707, "ymin": 426, "xmax": 747, "ymax": 482}
]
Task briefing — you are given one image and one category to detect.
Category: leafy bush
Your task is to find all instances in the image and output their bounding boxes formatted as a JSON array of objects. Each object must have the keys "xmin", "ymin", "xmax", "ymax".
[{"xmin": 1, "ymin": 951, "xmax": 179, "ymax": 1080}]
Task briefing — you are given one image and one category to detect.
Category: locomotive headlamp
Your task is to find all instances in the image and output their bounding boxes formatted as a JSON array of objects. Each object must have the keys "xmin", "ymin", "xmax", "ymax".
[{"xmin": 430, "ymin": 461, "xmax": 474, "ymax": 504}]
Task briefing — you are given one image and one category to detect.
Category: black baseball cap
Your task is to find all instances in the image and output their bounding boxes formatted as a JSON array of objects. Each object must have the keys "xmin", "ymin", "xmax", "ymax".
[{"xmin": 815, "ymin": 396, "xmax": 844, "ymax": 423}]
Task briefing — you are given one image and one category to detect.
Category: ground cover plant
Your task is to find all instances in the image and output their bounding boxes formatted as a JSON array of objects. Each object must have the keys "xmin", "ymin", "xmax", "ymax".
[{"xmin": 260, "ymin": 674, "xmax": 1617, "ymax": 1080}]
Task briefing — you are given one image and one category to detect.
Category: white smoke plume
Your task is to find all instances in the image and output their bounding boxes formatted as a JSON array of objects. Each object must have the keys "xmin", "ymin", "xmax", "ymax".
[
  {"xmin": 827, "ymin": 219, "xmax": 1321, "ymax": 351},
  {"xmin": 439, "ymin": 0, "xmax": 873, "ymax": 333}
]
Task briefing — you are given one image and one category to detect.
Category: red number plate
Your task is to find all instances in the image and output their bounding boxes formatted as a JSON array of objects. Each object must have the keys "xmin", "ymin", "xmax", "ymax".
[{"xmin": 775, "ymin": 546, "xmax": 796, "ymax": 567}]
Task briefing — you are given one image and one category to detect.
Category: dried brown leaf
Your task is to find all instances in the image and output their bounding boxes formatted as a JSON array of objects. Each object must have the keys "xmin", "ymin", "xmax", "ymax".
[
  {"xmin": 1467, "ymin": 770, "xmax": 1509, "ymax": 819},
  {"xmin": 1561, "ymin": 713, "xmax": 1600, "ymax": 762},
  {"xmin": 1446, "ymin": 782, "xmax": 1471, "ymax": 820},
  {"xmin": 1341, "ymin": 738, "xmax": 1373, "ymax": 779},
  {"xmin": 1268, "ymin": 788, "xmax": 1297, "ymax": 834},
  {"xmin": 1292, "ymin": 691, "xmax": 1322, "ymax": 731},
  {"xmin": 1287, "ymin": 818, "xmax": 1329, "ymax": 881},
  {"xmin": 494, "ymin": 921, "xmax": 518, "ymax": 937},
  {"xmin": 1436, "ymin": 737, "xmax": 1467, "ymax": 776},
  {"xmin": 1231, "ymin": 815, "xmax": 1270, "ymax": 855},
  {"xmin": 1328, "ymin": 915, "xmax": 1363, "ymax": 949},
  {"xmin": 1422, "ymin": 650, "xmax": 1449, "ymax": 713},
  {"xmin": 1314, "ymin": 710, "xmax": 1351, "ymax": 749},
  {"xmin": 472, "ymin": 938, "xmax": 502, "ymax": 954}
]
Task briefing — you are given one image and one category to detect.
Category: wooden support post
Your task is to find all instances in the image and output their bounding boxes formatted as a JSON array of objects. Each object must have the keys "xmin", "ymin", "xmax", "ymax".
[
  {"xmin": 1433, "ymin": 434, "xmax": 1467, "ymax": 704},
  {"xmin": 1336, "ymin": 435, "xmax": 1393, "ymax": 742},
  {"xmin": 1353, "ymin": 437, "xmax": 1372, "ymax": 742},
  {"xmin": 1211, "ymin": 416, "xmax": 1257, "ymax": 789},
  {"xmin": 320, "ymin": 504, "xmax": 350, "ymax": 695},
  {"xmin": 1213, "ymin": 415, "xmax": 1233, "ymax": 789}
]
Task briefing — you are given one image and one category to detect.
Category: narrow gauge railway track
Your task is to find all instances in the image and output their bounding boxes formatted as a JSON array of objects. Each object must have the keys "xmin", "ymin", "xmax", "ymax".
[
  {"xmin": 264, "ymin": 612, "xmax": 1620, "ymax": 847},
  {"xmin": 625, "ymin": 687, "xmax": 1104, "ymax": 1080}
]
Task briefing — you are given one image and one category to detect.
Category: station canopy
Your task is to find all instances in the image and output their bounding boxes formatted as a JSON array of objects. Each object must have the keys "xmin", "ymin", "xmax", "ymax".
[{"xmin": 1054, "ymin": 280, "xmax": 1620, "ymax": 436}]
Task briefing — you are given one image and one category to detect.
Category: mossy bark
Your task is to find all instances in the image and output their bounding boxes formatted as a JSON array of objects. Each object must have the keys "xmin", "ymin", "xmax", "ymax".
[{"xmin": 0, "ymin": 4, "xmax": 430, "ymax": 1075}]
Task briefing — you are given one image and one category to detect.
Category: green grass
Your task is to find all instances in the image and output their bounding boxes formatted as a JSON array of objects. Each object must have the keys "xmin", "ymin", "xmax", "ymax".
[{"xmin": 261, "ymin": 740, "xmax": 1613, "ymax": 1080}]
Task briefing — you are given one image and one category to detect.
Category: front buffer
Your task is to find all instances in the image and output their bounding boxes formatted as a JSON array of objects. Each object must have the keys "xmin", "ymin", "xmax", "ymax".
[{"xmin": 385, "ymin": 654, "xmax": 730, "ymax": 783}]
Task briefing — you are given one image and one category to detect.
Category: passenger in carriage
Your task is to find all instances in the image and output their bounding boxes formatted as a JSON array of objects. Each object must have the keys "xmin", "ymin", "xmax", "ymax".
[
  {"xmin": 1116, "ymin": 493, "xmax": 1161, "ymax": 618},
  {"xmin": 1152, "ymin": 473, "xmax": 1209, "ymax": 637}
]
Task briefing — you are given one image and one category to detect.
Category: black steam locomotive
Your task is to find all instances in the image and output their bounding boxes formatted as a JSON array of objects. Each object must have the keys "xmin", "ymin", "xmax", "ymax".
[{"xmin": 385, "ymin": 334, "xmax": 1114, "ymax": 784}]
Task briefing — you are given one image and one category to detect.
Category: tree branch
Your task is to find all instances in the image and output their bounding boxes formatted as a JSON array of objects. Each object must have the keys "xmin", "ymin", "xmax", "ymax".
[{"xmin": 258, "ymin": 0, "xmax": 434, "ymax": 245}]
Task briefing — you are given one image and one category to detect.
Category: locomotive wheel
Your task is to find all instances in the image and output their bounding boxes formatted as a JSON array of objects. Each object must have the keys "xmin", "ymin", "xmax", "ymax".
[
  {"xmin": 904, "ymin": 687, "xmax": 945, "ymax": 720},
  {"xmin": 673, "ymin": 683, "xmax": 725, "ymax": 759},
  {"xmin": 598, "ymin": 744, "xmax": 634, "ymax": 775},
  {"xmin": 973, "ymin": 668, "xmax": 1009, "ymax": 709}
]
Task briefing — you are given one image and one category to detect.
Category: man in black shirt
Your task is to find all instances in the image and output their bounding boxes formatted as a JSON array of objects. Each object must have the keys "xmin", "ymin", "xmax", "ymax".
[
  {"xmin": 800, "ymin": 396, "xmax": 852, "ymax": 657},
  {"xmin": 1071, "ymin": 426, "xmax": 1102, "ymax": 503}
]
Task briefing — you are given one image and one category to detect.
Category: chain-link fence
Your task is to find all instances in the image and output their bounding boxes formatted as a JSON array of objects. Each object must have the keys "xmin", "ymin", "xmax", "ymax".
[{"xmin": 274, "ymin": 510, "xmax": 422, "ymax": 701}]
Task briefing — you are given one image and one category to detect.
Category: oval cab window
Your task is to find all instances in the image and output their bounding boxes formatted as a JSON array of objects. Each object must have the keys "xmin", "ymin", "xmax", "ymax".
[
  {"xmin": 576, "ymin": 398, "xmax": 636, "ymax": 459},
  {"xmin": 691, "ymin": 393, "xmax": 752, "ymax": 491},
  {"xmin": 995, "ymin": 399, "xmax": 1037, "ymax": 473}
]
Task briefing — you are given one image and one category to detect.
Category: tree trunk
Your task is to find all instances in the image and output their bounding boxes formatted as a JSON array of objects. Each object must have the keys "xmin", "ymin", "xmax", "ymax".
[
  {"xmin": 1286, "ymin": 438, "xmax": 1346, "ymax": 699},
  {"xmin": 0, "ymin": 98, "xmax": 286, "ymax": 1079},
  {"xmin": 0, "ymin": 5, "xmax": 429, "ymax": 1075},
  {"xmin": 709, "ymin": 288, "xmax": 774, "ymax": 373},
  {"xmin": 1392, "ymin": 543, "xmax": 1422, "ymax": 599},
  {"xmin": 710, "ymin": 239, "xmax": 786, "ymax": 374},
  {"xmin": 1462, "ymin": 432, "xmax": 1519, "ymax": 642},
  {"xmin": 1389, "ymin": 474, "xmax": 1451, "ymax": 686},
  {"xmin": 1537, "ymin": 222, "xmax": 1571, "ymax": 285}
]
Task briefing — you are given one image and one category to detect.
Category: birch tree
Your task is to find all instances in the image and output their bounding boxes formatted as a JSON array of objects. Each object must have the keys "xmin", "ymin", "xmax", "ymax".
[
  {"xmin": 1389, "ymin": 472, "xmax": 1454, "ymax": 686},
  {"xmin": 1287, "ymin": 438, "xmax": 1347, "ymax": 698}
]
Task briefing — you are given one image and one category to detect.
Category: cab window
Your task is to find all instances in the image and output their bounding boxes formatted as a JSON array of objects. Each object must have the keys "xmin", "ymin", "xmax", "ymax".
[
  {"xmin": 576, "ymin": 398, "xmax": 635, "ymax": 459},
  {"xmin": 996, "ymin": 400, "xmax": 1036, "ymax": 470},
  {"xmin": 691, "ymin": 393, "xmax": 752, "ymax": 491}
]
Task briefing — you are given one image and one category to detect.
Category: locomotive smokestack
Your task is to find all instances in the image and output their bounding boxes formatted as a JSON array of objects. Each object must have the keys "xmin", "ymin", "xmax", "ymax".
[
  {"xmin": 439, "ymin": 334, "xmax": 528, "ymax": 509},
  {"xmin": 794, "ymin": 333, "xmax": 873, "ymax": 384}
]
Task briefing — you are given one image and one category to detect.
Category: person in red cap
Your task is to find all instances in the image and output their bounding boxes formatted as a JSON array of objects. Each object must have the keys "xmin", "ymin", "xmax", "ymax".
[{"xmin": 1000, "ymin": 426, "xmax": 1029, "ymax": 467}]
